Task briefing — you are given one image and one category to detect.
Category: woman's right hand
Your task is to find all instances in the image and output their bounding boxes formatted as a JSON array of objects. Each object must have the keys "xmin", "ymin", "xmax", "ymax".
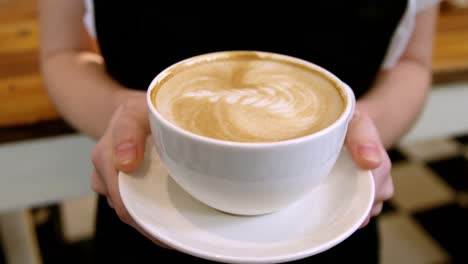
[{"xmin": 91, "ymin": 92, "xmax": 170, "ymax": 248}]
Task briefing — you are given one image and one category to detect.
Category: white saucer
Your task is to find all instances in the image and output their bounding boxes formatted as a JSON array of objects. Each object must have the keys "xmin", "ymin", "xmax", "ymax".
[{"xmin": 119, "ymin": 140, "xmax": 374, "ymax": 264}]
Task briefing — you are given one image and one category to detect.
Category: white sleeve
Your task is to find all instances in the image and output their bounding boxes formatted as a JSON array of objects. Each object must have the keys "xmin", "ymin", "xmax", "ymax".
[
  {"xmin": 83, "ymin": 0, "xmax": 97, "ymax": 39},
  {"xmin": 415, "ymin": 0, "xmax": 443, "ymax": 11},
  {"xmin": 381, "ymin": 0, "xmax": 441, "ymax": 69}
]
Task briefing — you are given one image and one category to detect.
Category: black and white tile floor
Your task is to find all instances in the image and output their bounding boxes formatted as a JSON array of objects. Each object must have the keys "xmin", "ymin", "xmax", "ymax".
[
  {"xmin": 379, "ymin": 135, "xmax": 468, "ymax": 264},
  {"xmin": 0, "ymin": 135, "xmax": 467, "ymax": 264}
]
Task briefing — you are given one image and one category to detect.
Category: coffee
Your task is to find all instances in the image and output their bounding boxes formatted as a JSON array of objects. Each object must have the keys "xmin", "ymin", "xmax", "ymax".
[
  {"xmin": 147, "ymin": 51, "xmax": 356, "ymax": 215},
  {"xmin": 151, "ymin": 52, "xmax": 345, "ymax": 143}
]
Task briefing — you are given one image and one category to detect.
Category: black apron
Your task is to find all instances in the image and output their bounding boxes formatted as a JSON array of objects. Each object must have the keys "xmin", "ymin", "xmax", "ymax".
[{"xmin": 91, "ymin": 2, "xmax": 407, "ymax": 263}]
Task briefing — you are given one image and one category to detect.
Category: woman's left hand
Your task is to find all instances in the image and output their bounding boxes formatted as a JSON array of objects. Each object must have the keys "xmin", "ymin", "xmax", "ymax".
[{"xmin": 345, "ymin": 110, "xmax": 394, "ymax": 227}]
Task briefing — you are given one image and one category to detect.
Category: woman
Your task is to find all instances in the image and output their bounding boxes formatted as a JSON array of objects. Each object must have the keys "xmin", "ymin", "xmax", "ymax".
[{"xmin": 38, "ymin": 1, "xmax": 439, "ymax": 262}]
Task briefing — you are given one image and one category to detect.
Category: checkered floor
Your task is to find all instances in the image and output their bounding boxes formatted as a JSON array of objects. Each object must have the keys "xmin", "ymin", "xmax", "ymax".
[
  {"xmin": 378, "ymin": 134, "xmax": 468, "ymax": 264},
  {"xmin": 0, "ymin": 135, "xmax": 467, "ymax": 264}
]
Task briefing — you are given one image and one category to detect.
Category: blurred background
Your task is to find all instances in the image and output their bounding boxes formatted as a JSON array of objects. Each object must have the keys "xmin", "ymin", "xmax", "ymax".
[{"xmin": 0, "ymin": 0, "xmax": 467, "ymax": 263}]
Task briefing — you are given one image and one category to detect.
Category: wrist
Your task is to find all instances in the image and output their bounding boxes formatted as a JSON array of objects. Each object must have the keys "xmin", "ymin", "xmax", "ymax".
[
  {"xmin": 112, "ymin": 88, "xmax": 147, "ymax": 112},
  {"xmin": 355, "ymin": 98, "xmax": 381, "ymax": 123}
]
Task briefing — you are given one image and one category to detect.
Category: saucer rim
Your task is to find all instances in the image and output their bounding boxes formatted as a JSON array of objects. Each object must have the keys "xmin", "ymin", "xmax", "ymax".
[{"xmin": 119, "ymin": 150, "xmax": 374, "ymax": 264}]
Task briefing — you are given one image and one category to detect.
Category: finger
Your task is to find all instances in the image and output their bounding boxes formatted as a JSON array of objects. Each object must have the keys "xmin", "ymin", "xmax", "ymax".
[
  {"xmin": 345, "ymin": 110, "xmax": 384, "ymax": 169},
  {"xmin": 112, "ymin": 101, "xmax": 150, "ymax": 173},
  {"xmin": 371, "ymin": 203, "xmax": 383, "ymax": 217},
  {"xmin": 107, "ymin": 196, "xmax": 114, "ymax": 209},
  {"xmin": 101, "ymin": 178, "xmax": 170, "ymax": 249},
  {"xmin": 376, "ymin": 171, "xmax": 394, "ymax": 203},
  {"xmin": 99, "ymin": 153, "xmax": 133, "ymax": 225},
  {"xmin": 360, "ymin": 215, "xmax": 371, "ymax": 228},
  {"xmin": 102, "ymin": 172, "xmax": 171, "ymax": 249},
  {"xmin": 371, "ymin": 152, "xmax": 394, "ymax": 204},
  {"xmin": 372, "ymin": 151, "xmax": 392, "ymax": 196},
  {"xmin": 381, "ymin": 173, "xmax": 395, "ymax": 202},
  {"xmin": 91, "ymin": 131, "xmax": 133, "ymax": 225},
  {"xmin": 91, "ymin": 169, "xmax": 108, "ymax": 196}
]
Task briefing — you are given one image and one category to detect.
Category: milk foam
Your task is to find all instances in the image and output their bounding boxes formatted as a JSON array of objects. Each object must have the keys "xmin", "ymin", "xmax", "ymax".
[{"xmin": 154, "ymin": 56, "xmax": 344, "ymax": 142}]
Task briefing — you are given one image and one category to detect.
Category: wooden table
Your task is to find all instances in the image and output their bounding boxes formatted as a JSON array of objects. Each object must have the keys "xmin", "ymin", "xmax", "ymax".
[
  {"xmin": 433, "ymin": 5, "xmax": 468, "ymax": 83},
  {"xmin": 0, "ymin": 0, "xmax": 59, "ymax": 128}
]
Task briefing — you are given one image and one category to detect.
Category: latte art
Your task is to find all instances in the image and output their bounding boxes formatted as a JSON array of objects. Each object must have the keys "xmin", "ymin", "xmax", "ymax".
[
  {"xmin": 183, "ymin": 82, "xmax": 316, "ymax": 117},
  {"xmin": 153, "ymin": 55, "xmax": 345, "ymax": 142}
]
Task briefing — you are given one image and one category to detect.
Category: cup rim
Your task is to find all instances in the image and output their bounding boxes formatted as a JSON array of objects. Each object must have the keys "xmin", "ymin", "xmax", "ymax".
[{"xmin": 146, "ymin": 50, "xmax": 355, "ymax": 149}]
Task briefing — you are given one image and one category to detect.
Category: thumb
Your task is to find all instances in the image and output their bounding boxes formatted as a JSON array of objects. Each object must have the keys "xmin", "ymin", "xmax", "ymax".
[
  {"xmin": 345, "ymin": 110, "xmax": 383, "ymax": 169},
  {"xmin": 112, "ymin": 103, "xmax": 150, "ymax": 173}
]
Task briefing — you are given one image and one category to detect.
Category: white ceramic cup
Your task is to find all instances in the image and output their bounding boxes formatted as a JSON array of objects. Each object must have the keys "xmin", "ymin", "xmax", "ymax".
[{"xmin": 147, "ymin": 51, "xmax": 356, "ymax": 216}]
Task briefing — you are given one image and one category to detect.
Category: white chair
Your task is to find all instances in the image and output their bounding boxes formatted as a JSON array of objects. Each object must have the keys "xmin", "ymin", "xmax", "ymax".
[{"xmin": 0, "ymin": 134, "xmax": 95, "ymax": 264}]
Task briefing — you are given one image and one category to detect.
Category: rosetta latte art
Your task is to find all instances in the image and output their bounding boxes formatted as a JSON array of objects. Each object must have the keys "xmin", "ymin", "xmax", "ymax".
[
  {"xmin": 154, "ymin": 58, "xmax": 344, "ymax": 142},
  {"xmin": 183, "ymin": 83, "xmax": 317, "ymax": 117}
]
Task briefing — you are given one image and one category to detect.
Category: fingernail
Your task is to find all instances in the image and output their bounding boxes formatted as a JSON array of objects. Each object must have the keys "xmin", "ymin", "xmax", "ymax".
[
  {"xmin": 358, "ymin": 144, "xmax": 381, "ymax": 163},
  {"xmin": 115, "ymin": 142, "xmax": 136, "ymax": 165}
]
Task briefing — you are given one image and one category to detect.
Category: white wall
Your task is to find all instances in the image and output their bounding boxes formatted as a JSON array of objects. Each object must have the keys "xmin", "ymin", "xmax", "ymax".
[{"xmin": 400, "ymin": 81, "xmax": 468, "ymax": 145}]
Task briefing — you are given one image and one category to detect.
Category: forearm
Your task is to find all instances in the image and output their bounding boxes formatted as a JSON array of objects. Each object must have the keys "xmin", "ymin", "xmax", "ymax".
[
  {"xmin": 38, "ymin": 0, "xmax": 145, "ymax": 139},
  {"xmin": 357, "ymin": 59, "xmax": 432, "ymax": 149},
  {"xmin": 41, "ymin": 51, "xmax": 143, "ymax": 139}
]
